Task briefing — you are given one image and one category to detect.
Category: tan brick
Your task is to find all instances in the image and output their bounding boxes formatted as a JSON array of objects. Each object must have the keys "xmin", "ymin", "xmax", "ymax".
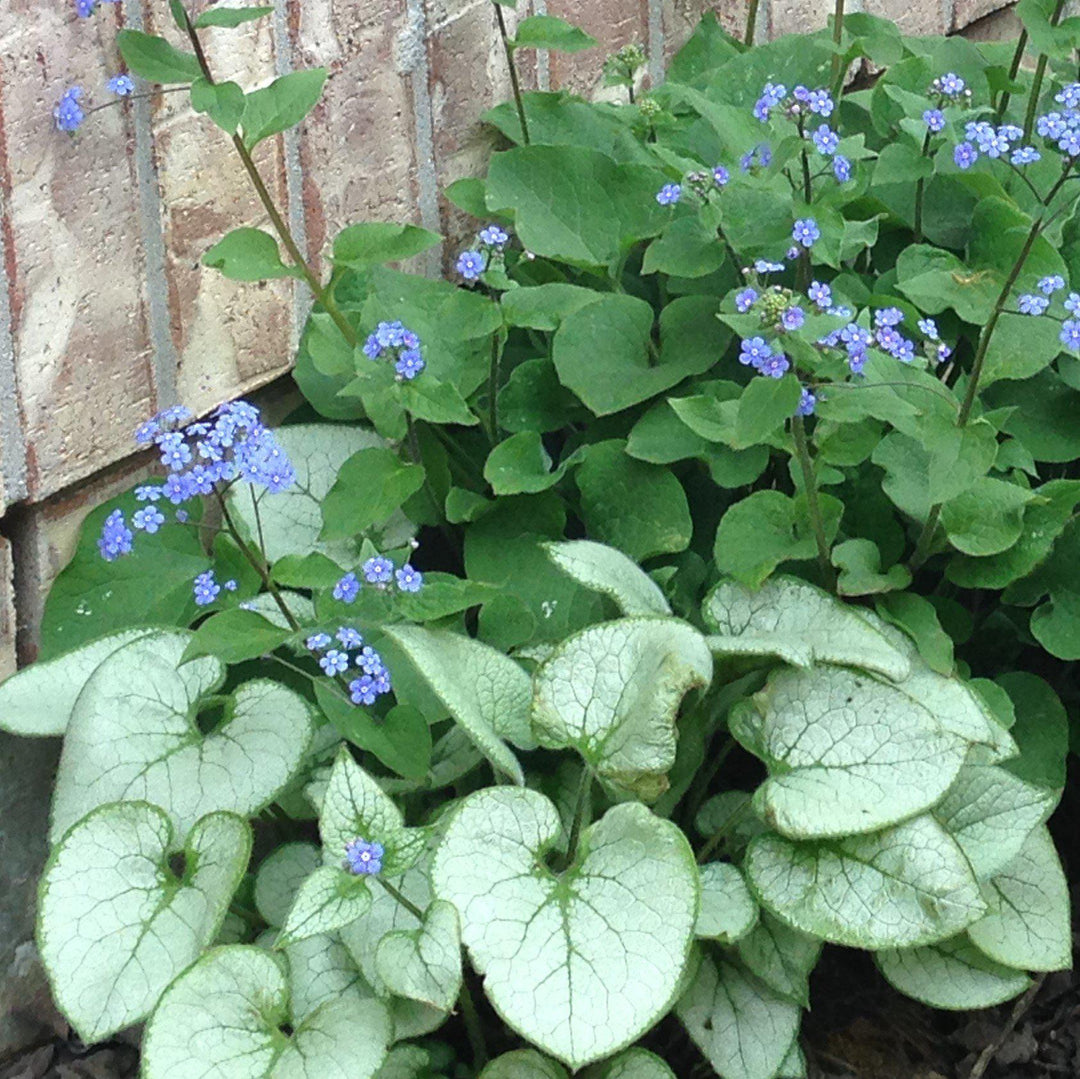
[
  {"xmin": 960, "ymin": 3, "xmax": 1023, "ymax": 42},
  {"xmin": 0, "ymin": 2, "xmax": 156, "ymax": 502},
  {"xmin": 546, "ymin": 0, "xmax": 650, "ymax": 96},
  {"xmin": 768, "ymin": 0, "xmax": 836, "ymax": 37},
  {"xmin": 864, "ymin": 0, "xmax": 949, "ymax": 36},
  {"xmin": 952, "ymin": 0, "xmax": 1014, "ymax": 32},
  {"xmin": 0, "ymin": 535, "xmax": 14, "ymax": 680},
  {"xmin": 290, "ymin": 0, "xmax": 423, "ymax": 275}
]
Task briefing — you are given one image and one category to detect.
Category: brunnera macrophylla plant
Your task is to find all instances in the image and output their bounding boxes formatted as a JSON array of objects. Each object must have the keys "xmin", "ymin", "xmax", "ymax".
[{"xmin": 5, "ymin": 0, "xmax": 1080, "ymax": 1076}]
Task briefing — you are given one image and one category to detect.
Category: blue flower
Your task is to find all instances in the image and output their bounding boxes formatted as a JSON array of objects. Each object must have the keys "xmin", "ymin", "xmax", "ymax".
[
  {"xmin": 808, "ymin": 280, "xmax": 832, "ymax": 309},
  {"xmin": 753, "ymin": 82, "xmax": 787, "ymax": 122},
  {"xmin": 937, "ymin": 72, "xmax": 966, "ymax": 98},
  {"xmin": 656, "ymin": 183, "xmax": 682, "ymax": 206},
  {"xmin": 754, "ymin": 259, "xmax": 784, "ymax": 274},
  {"xmin": 758, "ymin": 352, "xmax": 791, "ymax": 378},
  {"xmin": 923, "ymin": 108, "xmax": 945, "ymax": 133},
  {"xmin": 739, "ymin": 336, "xmax": 772, "ymax": 368},
  {"xmin": 320, "ymin": 649, "xmax": 350, "ymax": 675},
  {"xmin": 1066, "ymin": 292, "xmax": 1080, "ymax": 313},
  {"xmin": 306, "ymin": 632, "xmax": 332, "ymax": 650},
  {"xmin": 97, "ymin": 509, "xmax": 133, "ymax": 561},
  {"xmin": 740, "ymin": 143, "xmax": 772, "ymax": 172},
  {"xmin": 344, "ymin": 838, "xmax": 384, "ymax": 875},
  {"xmin": 336, "ymin": 627, "xmax": 363, "ymax": 649},
  {"xmin": 356, "ymin": 646, "xmax": 385, "ymax": 675},
  {"xmin": 478, "ymin": 224, "xmax": 509, "ymax": 246},
  {"xmin": 75, "ymin": 0, "xmax": 96, "ymax": 17},
  {"xmin": 874, "ymin": 307, "xmax": 904, "ymax": 327},
  {"xmin": 135, "ymin": 484, "xmax": 163, "ymax": 502},
  {"xmin": 107, "ymin": 74, "xmax": 135, "ymax": 97},
  {"xmin": 1039, "ymin": 274, "xmax": 1065, "ymax": 295},
  {"xmin": 735, "ymin": 287, "xmax": 758, "ymax": 312},
  {"xmin": 1011, "ymin": 146, "xmax": 1041, "ymax": 166},
  {"xmin": 797, "ymin": 387, "xmax": 816, "ymax": 416},
  {"xmin": 333, "ymin": 572, "xmax": 360, "ymax": 603},
  {"xmin": 812, "ymin": 124, "xmax": 839, "ymax": 155},
  {"xmin": 395, "ymin": 348, "xmax": 425, "ymax": 380},
  {"xmin": 832, "ymin": 155, "xmax": 851, "ymax": 182},
  {"xmin": 54, "ymin": 87, "xmax": 85, "ymax": 133},
  {"xmin": 362, "ymin": 334, "xmax": 382, "ymax": 359},
  {"xmin": 193, "ymin": 570, "xmax": 220, "ymax": 607},
  {"xmin": 224, "ymin": 579, "xmax": 238, "ymax": 591},
  {"xmin": 781, "ymin": 306, "xmax": 805, "ymax": 331},
  {"xmin": 132, "ymin": 506, "xmax": 165, "ymax": 534},
  {"xmin": 158, "ymin": 431, "xmax": 192, "ymax": 471},
  {"xmin": 848, "ymin": 348, "xmax": 867, "ymax": 375},
  {"xmin": 349, "ymin": 675, "xmax": 378, "ymax": 706},
  {"xmin": 712, "ymin": 165, "xmax": 730, "ymax": 187},
  {"xmin": 457, "ymin": 250, "xmax": 486, "ymax": 280},
  {"xmin": 363, "ymin": 556, "xmax": 394, "ymax": 585},
  {"xmin": 953, "ymin": 142, "xmax": 978, "ymax": 169},
  {"xmin": 917, "ymin": 317, "xmax": 939, "ymax": 340},
  {"xmin": 792, "ymin": 218, "xmax": 819, "ymax": 248},
  {"xmin": 1061, "ymin": 319, "xmax": 1080, "ymax": 349},
  {"xmin": 1056, "ymin": 83, "xmax": 1080, "ymax": 109},
  {"xmin": 396, "ymin": 565, "xmax": 423, "ymax": 592},
  {"xmin": 808, "ymin": 89, "xmax": 834, "ymax": 117},
  {"xmin": 1018, "ymin": 293, "xmax": 1050, "ymax": 315},
  {"xmin": 936, "ymin": 342, "xmax": 953, "ymax": 363}
]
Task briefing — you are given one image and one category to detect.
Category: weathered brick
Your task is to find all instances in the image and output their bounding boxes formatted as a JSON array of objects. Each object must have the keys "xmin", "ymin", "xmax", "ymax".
[
  {"xmin": 960, "ymin": 3, "xmax": 1023, "ymax": 42},
  {"xmin": 546, "ymin": 0, "xmax": 650, "ymax": 96},
  {"xmin": 952, "ymin": 0, "xmax": 1014, "ymax": 33},
  {"xmin": 864, "ymin": 0, "xmax": 950, "ymax": 36},
  {"xmin": 0, "ymin": 2, "xmax": 156, "ymax": 502},
  {"xmin": 0, "ymin": 535, "xmax": 13, "ymax": 680},
  {"xmin": 663, "ymin": 0, "xmax": 746, "ymax": 64},
  {"xmin": 769, "ymin": 0, "xmax": 836, "ymax": 37}
]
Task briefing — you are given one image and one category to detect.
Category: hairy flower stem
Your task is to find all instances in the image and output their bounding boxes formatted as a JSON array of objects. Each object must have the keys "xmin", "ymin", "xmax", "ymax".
[
  {"xmin": 745, "ymin": 0, "xmax": 761, "ymax": 45},
  {"xmin": 378, "ymin": 877, "xmax": 426, "ymax": 920},
  {"xmin": 494, "ymin": 3, "xmax": 531, "ymax": 145},
  {"xmin": 487, "ymin": 330, "xmax": 504, "ymax": 445},
  {"xmin": 180, "ymin": 10, "xmax": 357, "ymax": 348},
  {"xmin": 1022, "ymin": 0, "xmax": 1068, "ymax": 143},
  {"xmin": 913, "ymin": 129, "xmax": 933, "ymax": 243},
  {"xmin": 995, "ymin": 28, "xmax": 1029, "ymax": 122},
  {"xmin": 829, "ymin": 0, "xmax": 846, "ymax": 98},
  {"xmin": 791, "ymin": 414, "xmax": 836, "ymax": 592},
  {"xmin": 563, "ymin": 769, "xmax": 593, "ymax": 869}
]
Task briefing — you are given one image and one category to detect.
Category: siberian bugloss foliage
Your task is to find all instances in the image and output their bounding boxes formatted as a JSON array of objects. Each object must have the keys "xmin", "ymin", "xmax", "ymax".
[{"xmin": 6, "ymin": 2, "xmax": 1080, "ymax": 1077}]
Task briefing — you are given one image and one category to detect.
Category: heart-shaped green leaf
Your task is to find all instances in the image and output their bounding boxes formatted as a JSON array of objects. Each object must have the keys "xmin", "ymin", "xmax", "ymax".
[
  {"xmin": 583, "ymin": 1048, "xmax": 676, "ymax": 1078},
  {"xmin": 734, "ymin": 913, "xmax": 821, "ymax": 1008},
  {"xmin": 255, "ymin": 842, "xmax": 321, "ymax": 927},
  {"xmin": 282, "ymin": 931, "xmax": 375, "ymax": 1025},
  {"xmin": 747, "ymin": 816, "xmax": 986, "ymax": 949},
  {"xmin": 375, "ymin": 899, "xmax": 462, "ymax": 1013},
  {"xmin": 51, "ymin": 636, "xmax": 314, "ymax": 842},
  {"xmin": 733, "ymin": 665, "xmax": 968, "ymax": 838},
  {"xmin": 480, "ymin": 1051, "xmax": 567, "ymax": 1078},
  {"xmin": 531, "ymin": 618, "xmax": 712, "ymax": 800},
  {"xmin": 279, "ymin": 866, "xmax": 373, "ymax": 946},
  {"xmin": 544, "ymin": 540, "xmax": 671, "ymax": 616},
  {"xmin": 141, "ymin": 946, "xmax": 390, "ymax": 1079},
  {"xmin": 696, "ymin": 862, "xmax": 759, "ymax": 943},
  {"xmin": 433, "ymin": 788, "xmax": 698, "ymax": 1069},
  {"xmin": 38, "ymin": 804, "xmax": 250, "ymax": 1044}
]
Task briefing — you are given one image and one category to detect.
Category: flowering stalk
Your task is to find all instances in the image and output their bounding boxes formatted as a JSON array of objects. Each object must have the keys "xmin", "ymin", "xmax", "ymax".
[
  {"xmin": 791, "ymin": 414, "xmax": 836, "ymax": 591},
  {"xmin": 1022, "ymin": 0, "xmax": 1068, "ymax": 143},
  {"xmin": 913, "ymin": 128, "xmax": 933, "ymax": 243},
  {"xmin": 178, "ymin": 7, "xmax": 357, "ymax": 348},
  {"xmin": 493, "ymin": 3, "xmax": 531, "ymax": 145},
  {"xmin": 995, "ymin": 29, "xmax": 1029, "ymax": 123},
  {"xmin": 829, "ymin": 0, "xmax": 846, "ymax": 98}
]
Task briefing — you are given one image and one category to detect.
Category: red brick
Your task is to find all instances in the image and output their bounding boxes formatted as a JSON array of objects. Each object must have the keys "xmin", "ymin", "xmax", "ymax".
[
  {"xmin": 664, "ymin": 0, "xmax": 747, "ymax": 63},
  {"xmin": 0, "ymin": 2, "xmax": 156, "ymax": 502}
]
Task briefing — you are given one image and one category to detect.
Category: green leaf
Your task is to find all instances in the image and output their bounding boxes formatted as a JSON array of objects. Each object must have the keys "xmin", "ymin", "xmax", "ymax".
[
  {"xmin": 713, "ymin": 490, "xmax": 842, "ymax": 588},
  {"xmin": 433, "ymin": 790, "xmax": 698, "ymax": 1070},
  {"xmin": 746, "ymin": 816, "xmax": 986, "ymax": 949},
  {"xmin": 241, "ymin": 68, "xmax": 328, "ymax": 150},
  {"xmin": 676, "ymin": 951, "xmax": 801, "ymax": 1079},
  {"xmin": 583, "ymin": 1049, "xmax": 675, "ymax": 1079},
  {"xmin": 484, "ymin": 431, "xmax": 565, "ymax": 495},
  {"xmin": 190, "ymin": 76, "xmax": 246, "ymax": 134},
  {"xmin": 116, "ymin": 29, "xmax": 202, "ymax": 83},
  {"xmin": 895, "ymin": 244, "xmax": 998, "ymax": 323},
  {"xmin": 332, "ymin": 223, "xmax": 441, "ymax": 269},
  {"xmin": 194, "ymin": 5, "xmax": 274, "ymax": 27},
  {"xmin": 875, "ymin": 591, "xmax": 954, "ymax": 675},
  {"xmin": 399, "ymin": 375, "xmax": 478, "ymax": 426},
  {"xmin": 481, "ymin": 1052, "xmax": 567, "ymax": 1079},
  {"xmin": 202, "ymin": 226, "xmax": 298, "ymax": 280},
  {"xmin": 967, "ymin": 825, "xmax": 1072, "ymax": 971},
  {"xmin": 696, "ymin": 863, "xmax": 758, "ymax": 943},
  {"xmin": 932, "ymin": 763, "xmax": 1056, "ymax": 880},
  {"xmin": 0, "ymin": 628, "xmax": 177, "ymax": 736},
  {"xmin": 532, "ymin": 618, "xmax": 712, "ymax": 801},
  {"xmin": 511, "ymin": 15, "xmax": 597, "ymax": 51},
  {"xmin": 642, "ymin": 215, "xmax": 726, "ymax": 278},
  {"xmin": 283, "ymin": 932, "xmax": 374, "ymax": 1026},
  {"xmin": 998, "ymin": 671, "xmax": 1069, "ymax": 790},
  {"xmin": 873, "ymin": 141, "xmax": 934, "ymax": 185},
  {"xmin": 734, "ymin": 666, "xmax": 967, "ymax": 839},
  {"xmin": 940, "ymin": 477, "xmax": 1038, "ymax": 556},
  {"xmin": 576, "ymin": 441, "xmax": 692, "ymax": 560},
  {"xmin": 980, "ymin": 311, "xmax": 1064, "ymax": 386},
  {"xmin": 876, "ymin": 936, "xmax": 1031, "ymax": 1010},
  {"xmin": 141, "ymin": 946, "xmax": 391, "ymax": 1079},
  {"xmin": 227, "ymin": 425, "xmax": 411, "ymax": 564},
  {"xmin": 384, "ymin": 625, "xmax": 533, "ymax": 783},
  {"xmin": 182, "ymin": 609, "xmax": 290, "ymax": 665},
  {"xmin": 832, "ymin": 538, "xmax": 911, "ymax": 596},
  {"xmin": 735, "ymin": 376, "xmax": 802, "ymax": 447},
  {"xmin": 321, "ymin": 447, "xmax": 425, "ymax": 540},
  {"xmin": 279, "ymin": 865, "xmax": 373, "ymax": 945},
  {"xmin": 735, "ymin": 914, "xmax": 821, "ymax": 1007},
  {"xmin": 51, "ymin": 634, "xmax": 313, "ymax": 842},
  {"xmin": 703, "ymin": 577, "xmax": 911, "ymax": 681},
  {"xmin": 38, "ymin": 805, "xmax": 249, "ymax": 1044},
  {"xmin": 543, "ymin": 540, "xmax": 671, "ymax": 617},
  {"xmin": 375, "ymin": 899, "xmax": 461, "ymax": 1013},
  {"xmin": 255, "ymin": 842, "xmax": 321, "ymax": 927}
]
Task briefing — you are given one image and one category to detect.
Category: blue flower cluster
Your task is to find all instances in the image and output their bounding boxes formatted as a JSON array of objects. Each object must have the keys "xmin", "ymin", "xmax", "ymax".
[
  {"xmin": 1013, "ymin": 274, "xmax": 1080, "ymax": 349},
  {"xmin": 307, "ymin": 628, "xmax": 393, "ymax": 706},
  {"xmin": 817, "ymin": 304, "xmax": 951, "ymax": 371},
  {"xmin": 361, "ymin": 320, "xmax": 425, "ymax": 381},
  {"xmin": 739, "ymin": 143, "xmax": 773, "ymax": 173},
  {"xmin": 738, "ymin": 336, "xmax": 790, "ymax": 378},
  {"xmin": 752, "ymin": 82, "xmax": 851, "ymax": 184},
  {"xmin": 54, "ymin": 69, "xmax": 135, "ymax": 134},
  {"xmin": 456, "ymin": 223, "xmax": 511, "ymax": 281},
  {"xmin": 654, "ymin": 164, "xmax": 729, "ymax": 207},
  {"xmin": 953, "ymin": 121, "xmax": 1040, "ymax": 170},
  {"xmin": 344, "ymin": 837, "xmax": 384, "ymax": 876},
  {"xmin": 193, "ymin": 569, "xmax": 237, "ymax": 607},
  {"xmin": 333, "ymin": 555, "xmax": 424, "ymax": 603}
]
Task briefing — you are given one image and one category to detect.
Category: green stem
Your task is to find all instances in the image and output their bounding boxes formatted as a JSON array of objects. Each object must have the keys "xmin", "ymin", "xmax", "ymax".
[
  {"xmin": 180, "ymin": 10, "xmax": 356, "ymax": 348},
  {"xmin": 494, "ymin": 4, "xmax": 530, "ymax": 145},
  {"xmin": 1022, "ymin": 0, "xmax": 1067, "ymax": 143},
  {"xmin": 797, "ymin": 116, "xmax": 812, "ymax": 205},
  {"xmin": 378, "ymin": 877, "xmax": 425, "ymax": 920},
  {"xmin": 791, "ymin": 414, "xmax": 836, "ymax": 592},
  {"xmin": 697, "ymin": 799, "xmax": 750, "ymax": 865},
  {"xmin": 745, "ymin": 0, "xmax": 761, "ymax": 45},
  {"xmin": 829, "ymin": 0, "xmax": 846, "ymax": 97},
  {"xmin": 913, "ymin": 128, "xmax": 932, "ymax": 243},
  {"xmin": 564, "ymin": 769, "xmax": 593, "ymax": 867},
  {"xmin": 487, "ymin": 330, "xmax": 503, "ymax": 445},
  {"xmin": 995, "ymin": 28, "xmax": 1029, "ymax": 122},
  {"xmin": 457, "ymin": 979, "xmax": 489, "ymax": 1069}
]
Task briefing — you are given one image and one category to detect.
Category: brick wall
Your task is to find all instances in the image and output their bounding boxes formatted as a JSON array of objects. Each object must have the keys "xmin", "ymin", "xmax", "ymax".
[{"xmin": 0, "ymin": 0, "xmax": 1019, "ymax": 674}]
